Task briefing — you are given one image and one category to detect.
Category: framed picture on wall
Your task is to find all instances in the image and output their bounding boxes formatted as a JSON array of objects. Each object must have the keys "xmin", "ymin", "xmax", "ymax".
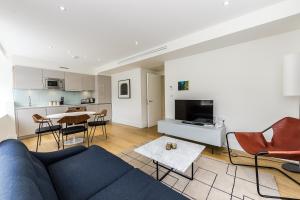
[
  {"xmin": 178, "ymin": 81, "xmax": 189, "ymax": 91},
  {"xmin": 118, "ymin": 79, "xmax": 131, "ymax": 99}
]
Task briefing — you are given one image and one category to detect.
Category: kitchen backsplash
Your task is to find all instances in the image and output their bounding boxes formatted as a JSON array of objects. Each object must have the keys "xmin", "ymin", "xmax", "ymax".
[{"xmin": 14, "ymin": 89, "xmax": 94, "ymax": 107}]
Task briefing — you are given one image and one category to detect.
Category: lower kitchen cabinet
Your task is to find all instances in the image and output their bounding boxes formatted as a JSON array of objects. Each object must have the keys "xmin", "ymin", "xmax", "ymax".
[{"xmin": 16, "ymin": 108, "xmax": 47, "ymax": 137}]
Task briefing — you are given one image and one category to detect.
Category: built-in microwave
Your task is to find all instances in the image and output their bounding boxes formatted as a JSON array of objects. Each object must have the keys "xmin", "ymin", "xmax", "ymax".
[{"xmin": 45, "ymin": 78, "xmax": 65, "ymax": 90}]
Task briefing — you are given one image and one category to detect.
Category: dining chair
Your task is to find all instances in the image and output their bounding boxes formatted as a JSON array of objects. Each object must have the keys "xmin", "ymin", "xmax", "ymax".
[
  {"xmin": 57, "ymin": 114, "xmax": 90, "ymax": 149},
  {"xmin": 88, "ymin": 109, "xmax": 108, "ymax": 142},
  {"xmin": 32, "ymin": 114, "xmax": 61, "ymax": 152}
]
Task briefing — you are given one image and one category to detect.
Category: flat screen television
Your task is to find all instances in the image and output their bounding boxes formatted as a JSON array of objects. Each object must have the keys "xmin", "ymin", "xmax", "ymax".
[{"xmin": 175, "ymin": 100, "xmax": 213, "ymax": 124}]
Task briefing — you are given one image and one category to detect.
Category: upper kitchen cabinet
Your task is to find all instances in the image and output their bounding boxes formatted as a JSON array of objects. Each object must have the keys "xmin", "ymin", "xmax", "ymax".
[
  {"xmin": 65, "ymin": 72, "xmax": 83, "ymax": 91},
  {"xmin": 13, "ymin": 66, "xmax": 44, "ymax": 89},
  {"xmin": 43, "ymin": 69, "xmax": 64, "ymax": 79},
  {"xmin": 96, "ymin": 75, "xmax": 111, "ymax": 103},
  {"xmin": 82, "ymin": 75, "xmax": 95, "ymax": 91}
]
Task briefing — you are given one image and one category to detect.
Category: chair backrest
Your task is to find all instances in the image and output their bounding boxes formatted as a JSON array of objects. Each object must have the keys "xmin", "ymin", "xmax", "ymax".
[
  {"xmin": 97, "ymin": 109, "xmax": 107, "ymax": 117},
  {"xmin": 32, "ymin": 114, "xmax": 46, "ymax": 123},
  {"xmin": 57, "ymin": 114, "xmax": 90, "ymax": 126},
  {"xmin": 66, "ymin": 106, "xmax": 87, "ymax": 113},
  {"xmin": 271, "ymin": 117, "xmax": 300, "ymax": 150}
]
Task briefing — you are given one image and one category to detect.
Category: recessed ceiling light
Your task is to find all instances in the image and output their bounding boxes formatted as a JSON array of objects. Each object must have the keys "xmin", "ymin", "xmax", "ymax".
[
  {"xmin": 59, "ymin": 6, "xmax": 66, "ymax": 11},
  {"xmin": 223, "ymin": 1, "xmax": 230, "ymax": 6},
  {"xmin": 135, "ymin": 41, "xmax": 139, "ymax": 45},
  {"xmin": 72, "ymin": 55, "xmax": 80, "ymax": 59}
]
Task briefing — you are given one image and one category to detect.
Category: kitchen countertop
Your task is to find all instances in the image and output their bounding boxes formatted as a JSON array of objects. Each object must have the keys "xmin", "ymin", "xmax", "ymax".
[{"xmin": 15, "ymin": 103, "xmax": 111, "ymax": 110}]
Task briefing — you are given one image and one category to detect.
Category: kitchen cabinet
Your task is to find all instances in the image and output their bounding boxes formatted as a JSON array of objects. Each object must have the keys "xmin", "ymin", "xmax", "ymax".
[
  {"xmin": 43, "ymin": 69, "xmax": 65, "ymax": 79},
  {"xmin": 82, "ymin": 75, "xmax": 95, "ymax": 91},
  {"xmin": 96, "ymin": 75, "xmax": 111, "ymax": 103},
  {"xmin": 65, "ymin": 72, "xmax": 83, "ymax": 91},
  {"xmin": 16, "ymin": 107, "xmax": 47, "ymax": 137},
  {"xmin": 13, "ymin": 66, "xmax": 44, "ymax": 89}
]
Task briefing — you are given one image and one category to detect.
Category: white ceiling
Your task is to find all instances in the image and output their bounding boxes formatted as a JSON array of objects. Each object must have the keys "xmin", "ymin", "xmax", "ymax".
[{"xmin": 0, "ymin": 0, "xmax": 284, "ymax": 73}]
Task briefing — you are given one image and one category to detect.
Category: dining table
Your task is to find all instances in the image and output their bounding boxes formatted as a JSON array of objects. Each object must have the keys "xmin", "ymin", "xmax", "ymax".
[{"xmin": 46, "ymin": 111, "xmax": 96, "ymax": 146}]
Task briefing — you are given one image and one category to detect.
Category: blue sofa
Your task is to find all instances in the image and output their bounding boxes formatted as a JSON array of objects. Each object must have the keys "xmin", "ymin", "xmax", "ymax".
[{"xmin": 0, "ymin": 139, "xmax": 188, "ymax": 200}]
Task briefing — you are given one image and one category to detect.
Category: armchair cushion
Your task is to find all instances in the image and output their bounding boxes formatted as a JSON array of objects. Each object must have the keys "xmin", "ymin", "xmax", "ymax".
[
  {"xmin": 234, "ymin": 132, "xmax": 267, "ymax": 155},
  {"xmin": 233, "ymin": 117, "xmax": 300, "ymax": 161}
]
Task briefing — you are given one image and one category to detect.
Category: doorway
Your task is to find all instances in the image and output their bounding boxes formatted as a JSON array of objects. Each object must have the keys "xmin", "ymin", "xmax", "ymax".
[{"xmin": 147, "ymin": 72, "xmax": 164, "ymax": 127}]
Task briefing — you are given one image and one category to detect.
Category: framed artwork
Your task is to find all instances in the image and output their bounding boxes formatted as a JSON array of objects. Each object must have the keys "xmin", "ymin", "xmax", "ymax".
[
  {"xmin": 178, "ymin": 81, "xmax": 189, "ymax": 91},
  {"xmin": 118, "ymin": 79, "xmax": 131, "ymax": 99}
]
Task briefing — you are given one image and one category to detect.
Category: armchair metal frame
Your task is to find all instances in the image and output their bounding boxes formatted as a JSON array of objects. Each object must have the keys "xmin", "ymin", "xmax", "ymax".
[{"xmin": 226, "ymin": 130, "xmax": 300, "ymax": 200}]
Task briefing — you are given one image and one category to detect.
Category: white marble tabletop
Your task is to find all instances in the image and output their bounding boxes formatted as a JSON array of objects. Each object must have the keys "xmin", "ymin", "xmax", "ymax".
[
  {"xmin": 47, "ymin": 111, "xmax": 96, "ymax": 119},
  {"xmin": 135, "ymin": 136, "xmax": 205, "ymax": 173}
]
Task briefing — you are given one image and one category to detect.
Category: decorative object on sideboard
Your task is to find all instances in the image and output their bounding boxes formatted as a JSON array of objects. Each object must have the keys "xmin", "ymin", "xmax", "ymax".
[
  {"xmin": 282, "ymin": 53, "xmax": 300, "ymax": 173},
  {"xmin": 178, "ymin": 80, "xmax": 189, "ymax": 91},
  {"xmin": 118, "ymin": 79, "xmax": 131, "ymax": 99}
]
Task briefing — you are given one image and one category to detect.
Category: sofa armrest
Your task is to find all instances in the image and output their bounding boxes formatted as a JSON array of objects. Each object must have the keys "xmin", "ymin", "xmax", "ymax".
[{"xmin": 30, "ymin": 145, "xmax": 87, "ymax": 166}]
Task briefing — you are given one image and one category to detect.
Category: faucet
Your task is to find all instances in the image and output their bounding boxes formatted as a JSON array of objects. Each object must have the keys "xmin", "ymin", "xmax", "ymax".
[{"xmin": 28, "ymin": 96, "xmax": 32, "ymax": 107}]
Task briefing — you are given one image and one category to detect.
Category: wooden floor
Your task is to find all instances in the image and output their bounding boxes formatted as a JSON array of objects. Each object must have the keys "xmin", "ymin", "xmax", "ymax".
[{"xmin": 21, "ymin": 123, "xmax": 300, "ymax": 199}]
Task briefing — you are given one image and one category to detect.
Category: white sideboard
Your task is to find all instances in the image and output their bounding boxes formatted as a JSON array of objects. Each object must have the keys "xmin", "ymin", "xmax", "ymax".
[{"xmin": 158, "ymin": 119, "xmax": 226, "ymax": 147}]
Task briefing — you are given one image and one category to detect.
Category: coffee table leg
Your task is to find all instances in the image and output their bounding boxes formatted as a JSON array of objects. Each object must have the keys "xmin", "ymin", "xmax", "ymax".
[
  {"xmin": 156, "ymin": 161, "xmax": 159, "ymax": 180},
  {"xmin": 153, "ymin": 160, "xmax": 193, "ymax": 181},
  {"xmin": 191, "ymin": 162, "xmax": 194, "ymax": 180}
]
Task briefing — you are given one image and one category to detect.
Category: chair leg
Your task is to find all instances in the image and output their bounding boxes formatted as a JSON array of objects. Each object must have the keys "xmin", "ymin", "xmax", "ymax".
[
  {"xmin": 39, "ymin": 133, "xmax": 42, "ymax": 145},
  {"xmin": 36, "ymin": 134, "xmax": 40, "ymax": 152},
  {"xmin": 226, "ymin": 132, "xmax": 300, "ymax": 200},
  {"xmin": 101, "ymin": 125, "xmax": 104, "ymax": 136},
  {"xmin": 90, "ymin": 126, "xmax": 97, "ymax": 143},
  {"xmin": 87, "ymin": 130, "xmax": 89, "ymax": 147},
  {"xmin": 62, "ymin": 134, "xmax": 65, "ymax": 150},
  {"xmin": 104, "ymin": 125, "xmax": 107, "ymax": 140}
]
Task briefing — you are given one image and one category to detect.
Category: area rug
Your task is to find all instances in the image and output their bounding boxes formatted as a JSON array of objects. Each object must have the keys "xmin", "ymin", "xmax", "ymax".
[{"xmin": 117, "ymin": 148, "xmax": 280, "ymax": 200}]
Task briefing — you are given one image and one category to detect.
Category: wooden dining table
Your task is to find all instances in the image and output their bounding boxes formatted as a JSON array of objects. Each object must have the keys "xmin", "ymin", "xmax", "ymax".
[{"xmin": 46, "ymin": 111, "xmax": 96, "ymax": 145}]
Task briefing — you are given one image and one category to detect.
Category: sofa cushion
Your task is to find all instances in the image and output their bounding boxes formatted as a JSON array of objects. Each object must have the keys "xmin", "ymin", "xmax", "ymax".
[
  {"xmin": 0, "ymin": 140, "xmax": 58, "ymax": 200},
  {"xmin": 48, "ymin": 145, "xmax": 133, "ymax": 200},
  {"xmin": 89, "ymin": 169, "xmax": 188, "ymax": 200}
]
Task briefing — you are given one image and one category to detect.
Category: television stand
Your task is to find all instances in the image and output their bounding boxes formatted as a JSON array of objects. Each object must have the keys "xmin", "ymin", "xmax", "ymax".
[{"xmin": 158, "ymin": 119, "xmax": 226, "ymax": 147}]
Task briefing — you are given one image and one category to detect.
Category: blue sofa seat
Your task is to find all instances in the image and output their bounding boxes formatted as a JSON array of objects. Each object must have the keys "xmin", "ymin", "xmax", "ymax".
[{"xmin": 0, "ymin": 140, "xmax": 188, "ymax": 200}]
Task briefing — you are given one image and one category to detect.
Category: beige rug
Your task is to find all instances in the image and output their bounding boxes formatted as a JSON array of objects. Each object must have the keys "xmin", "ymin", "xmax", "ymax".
[{"xmin": 117, "ymin": 148, "xmax": 280, "ymax": 200}]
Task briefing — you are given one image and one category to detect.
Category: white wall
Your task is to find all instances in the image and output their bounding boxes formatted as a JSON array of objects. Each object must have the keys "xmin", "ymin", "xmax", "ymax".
[
  {"xmin": 165, "ymin": 29, "xmax": 300, "ymax": 149},
  {"xmin": 0, "ymin": 49, "xmax": 17, "ymax": 141},
  {"xmin": 111, "ymin": 68, "xmax": 144, "ymax": 128},
  {"xmin": 111, "ymin": 68, "xmax": 158, "ymax": 128}
]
